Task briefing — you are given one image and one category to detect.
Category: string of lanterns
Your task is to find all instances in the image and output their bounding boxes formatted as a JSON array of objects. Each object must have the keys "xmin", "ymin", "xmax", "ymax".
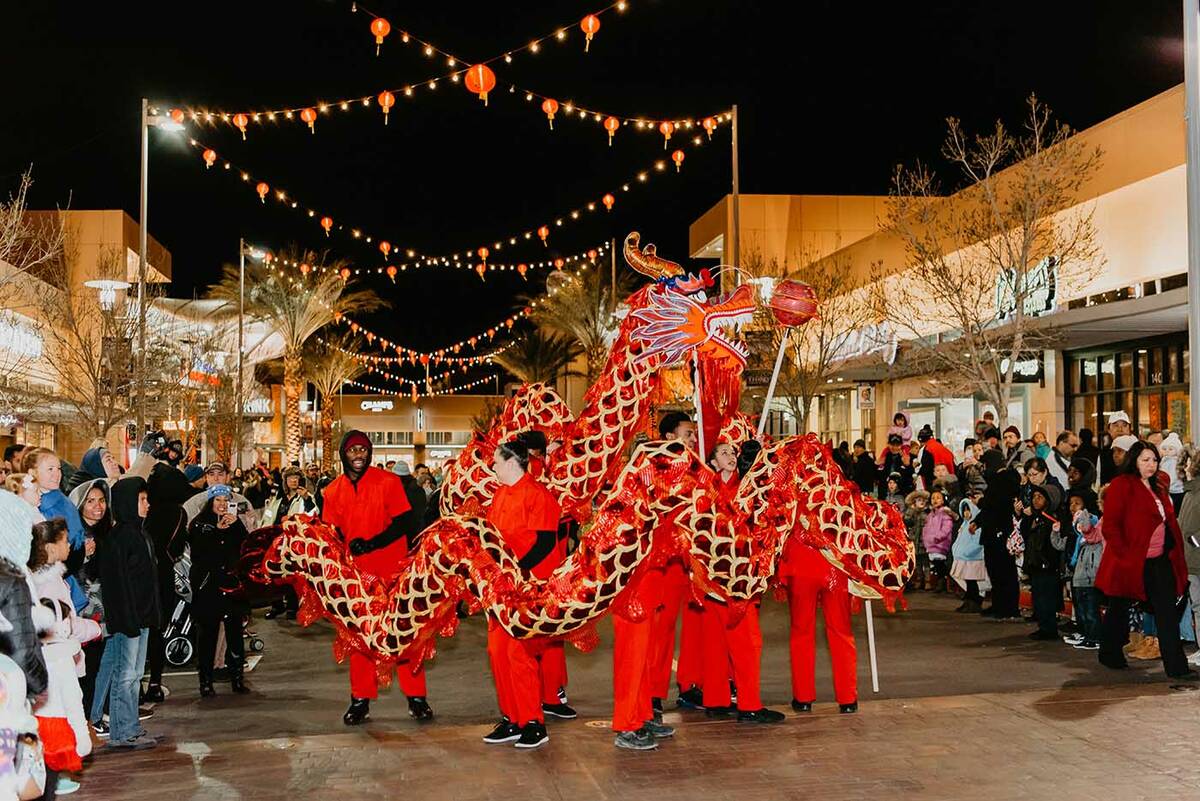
[
  {"xmin": 344, "ymin": 373, "xmax": 499, "ymax": 399},
  {"xmin": 187, "ymin": 130, "xmax": 710, "ymax": 275},
  {"xmin": 161, "ymin": 1, "xmax": 731, "ymax": 149},
  {"xmin": 318, "ymin": 336, "xmax": 514, "ymax": 366}
]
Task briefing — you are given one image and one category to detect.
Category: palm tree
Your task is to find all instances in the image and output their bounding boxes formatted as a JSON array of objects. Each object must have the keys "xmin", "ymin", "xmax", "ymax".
[
  {"xmin": 492, "ymin": 330, "xmax": 583, "ymax": 385},
  {"xmin": 209, "ymin": 249, "xmax": 381, "ymax": 463},
  {"xmin": 525, "ymin": 266, "xmax": 639, "ymax": 384},
  {"xmin": 303, "ymin": 333, "xmax": 366, "ymax": 472}
]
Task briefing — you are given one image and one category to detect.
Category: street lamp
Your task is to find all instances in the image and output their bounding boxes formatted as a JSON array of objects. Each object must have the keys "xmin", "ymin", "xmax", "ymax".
[
  {"xmin": 83, "ymin": 278, "xmax": 131, "ymax": 312},
  {"xmin": 235, "ymin": 240, "xmax": 267, "ymax": 470},
  {"xmin": 134, "ymin": 99, "xmax": 185, "ymax": 440}
]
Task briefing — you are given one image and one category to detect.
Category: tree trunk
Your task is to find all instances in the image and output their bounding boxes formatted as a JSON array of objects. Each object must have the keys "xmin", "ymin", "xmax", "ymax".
[
  {"xmin": 283, "ymin": 350, "xmax": 304, "ymax": 464},
  {"xmin": 320, "ymin": 399, "xmax": 334, "ymax": 473}
]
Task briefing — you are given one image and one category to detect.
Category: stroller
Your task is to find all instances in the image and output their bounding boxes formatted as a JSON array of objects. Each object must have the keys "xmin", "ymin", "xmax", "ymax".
[{"xmin": 164, "ymin": 547, "xmax": 264, "ymax": 668}]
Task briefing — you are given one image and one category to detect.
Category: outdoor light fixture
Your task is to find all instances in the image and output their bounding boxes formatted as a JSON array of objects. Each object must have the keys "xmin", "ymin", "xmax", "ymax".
[{"xmin": 84, "ymin": 278, "xmax": 131, "ymax": 312}]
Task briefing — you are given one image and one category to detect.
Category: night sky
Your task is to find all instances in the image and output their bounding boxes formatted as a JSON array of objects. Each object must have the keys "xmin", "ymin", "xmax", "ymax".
[{"xmin": 0, "ymin": 1, "xmax": 1186, "ymax": 387}]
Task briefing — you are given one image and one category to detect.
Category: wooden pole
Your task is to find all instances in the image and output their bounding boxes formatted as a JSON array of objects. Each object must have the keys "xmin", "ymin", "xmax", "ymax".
[
  {"xmin": 756, "ymin": 332, "xmax": 790, "ymax": 438},
  {"xmin": 692, "ymin": 352, "xmax": 706, "ymax": 458}
]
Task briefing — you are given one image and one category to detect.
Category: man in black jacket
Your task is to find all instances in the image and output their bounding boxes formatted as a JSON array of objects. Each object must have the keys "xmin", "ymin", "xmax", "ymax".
[
  {"xmin": 143, "ymin": 449, "xmax": 192, "ymax": 704},
  {"xmin": 975, "ymin": 449, "xmax": 1021, "ymax": 620},
  {"xmin": 850, "ymin": 440, "xmax": 877, "ymax": 497}
]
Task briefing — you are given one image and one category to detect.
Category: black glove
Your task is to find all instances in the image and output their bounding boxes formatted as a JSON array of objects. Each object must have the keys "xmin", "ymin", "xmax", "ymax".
[
  {"xmin": 737, "ymin": 439, "xmax": 763, "ymax": 477},
  {"xmin": 348, "ymin": 538, "xmax": 373, "ymax": 556},
  {"xmin": 141, "ymin": 431, "xmax": 167, "ymax": 455}
]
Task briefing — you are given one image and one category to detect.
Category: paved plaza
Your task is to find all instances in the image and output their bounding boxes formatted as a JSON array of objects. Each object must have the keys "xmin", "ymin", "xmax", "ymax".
[{"xmin": 76, "ymin": 594, "xmax": 1200, "ymax": 801}]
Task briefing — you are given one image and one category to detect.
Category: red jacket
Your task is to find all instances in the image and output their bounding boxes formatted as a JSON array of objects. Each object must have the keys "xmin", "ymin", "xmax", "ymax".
[
  {"xmin": 487, "ymin": 473, "xmax": 563, "ymax": 580},
  {"xmin": 924, "ymin": 438, "xmax": 956, "ymax": 472},
  {"xmin": 322, "ymin": 466, "xmax": 412, "ymax": 581},
  {"xmin": 1095, "ymin": 473, "xmax": 1189, "ymax": 600}
]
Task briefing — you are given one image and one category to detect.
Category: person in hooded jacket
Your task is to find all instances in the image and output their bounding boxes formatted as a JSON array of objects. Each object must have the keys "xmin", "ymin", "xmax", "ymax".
[
  {"xmin": 323, "ymin": 431, "xmax": 431, "ymax": 726},
  {"xmin": 142, "ymin": 452, "xmax": 192, "ymax": 705},
  {"xmin": 1067, "ymin": 457, "xmax": 1101, "ymax": 517},
  {"xmin": 1021, "ymin": 483, "xmax": 1064, "ymax": 640},
  {"xmin": 91, "ymin": 476, "xmax": 159, "ymax": 751},
  {"xmin": 976, "ymin": 449, "xmax": 1022, "ymax": 620},
  {"xmin": 63, "ymin": 446, "xmax": 120, "ymax": 496},
  {"xmin": 0, "ymin": 490, "xmax": 48, "ymax": 702},
  {"xmin": 73, "ymin": 479, "xmax": 110, "ymax": 715}
]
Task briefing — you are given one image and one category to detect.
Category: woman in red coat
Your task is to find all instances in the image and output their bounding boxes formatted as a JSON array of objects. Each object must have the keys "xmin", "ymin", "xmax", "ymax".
[{"xmin": 1096, "ymin": 441, "xmax": 1197, "ymax": 679}]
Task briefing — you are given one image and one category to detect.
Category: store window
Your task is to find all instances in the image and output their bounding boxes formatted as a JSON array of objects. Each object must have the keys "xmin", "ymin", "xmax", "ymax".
[{"xmin": 1066, "ymin": 335, "xmax": 1188, "ymax": 438}]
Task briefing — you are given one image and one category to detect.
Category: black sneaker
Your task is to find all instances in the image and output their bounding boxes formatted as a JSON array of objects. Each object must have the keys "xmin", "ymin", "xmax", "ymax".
[
  {"xmin": 263, "ymin": 605, "xmax": 285, "ymax": 620},
  {"xmin": 515, "ymin": 722, "xmax": 549, "ymax": 749},
  {"xmin": 138, "ymin": 706, "xmax": 155, "ymax": 721},
  {"xmin": 839, "ymin": 701, "xmax": 859, "ymax": 714},
  {"xmin": 342, "ymin": 697, "xmax": 370, "ymax": 726},
  {"xmin": 643, "ymin": 718, "xmax": 675, "ymax": 738},
  {"xmin": 614, "ymin": 728, "xmax": 657, "ymax": 750},
  {"xmin": 542, "ymin": 702, "xmax": 577, "ymax": 720},
  {"xmin": 93, "ymin": 720, "xmax": 109, "ymax": 738},
  {"xmin": 482, "ymin": 718, "xmax": 521, "ymax": 744},
  {"xmin": 676, "ymin": 686, "xmax": 705, "ymax": 709},
  {"xmin": 704, "ymin": 705, "xmax": 736, "ymax": 719},
  {"xmin": 142, "ymin": 684, "xmax": 166, "ymax": 704},
  {"xmin": 651, "ymin": 697, "xmax": 663, "ymax": 713},
  {"xmin": 106, "ymin": 732, "xmax": 157, "ymax": 752},
  {"xmin": 737, "ymin": 708, "xmax": 785, "ymax": 724},
  {"xmin": 791, "ymin": 699, "xmax": 813, "ymax": 713},
  {"xmin": 408, "ymin": 697, "xmax": 434, "ymax": 721}
]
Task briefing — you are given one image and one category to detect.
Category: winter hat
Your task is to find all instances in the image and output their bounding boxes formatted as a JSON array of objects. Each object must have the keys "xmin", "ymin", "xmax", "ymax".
[
  {"xmin": 80, "ymin": 447, "xmax": 107, "ymax": 479},
  {"xmin": 1003, "ymin": 425, "xmax": 1021, "ymax": 438},
  {"xmin": 1160, "ymin": 432, "xmax": 1183, "ymax": 458},
  {"xmin": 206, "ymin": 483, "xmax": 232, "ymax": 502},
  {"xmin": 184, "ymin": 464, "xmax": 204, "ymax": 482},
  {"xmin": 887, "ymin": 433, "xmax": 903, "ymax": 445},
  {"xmin": 983, "ymin": 427, "xmax": 1002, "ymax": 441},
  {"xmin": 887, "ymin": 471, "xmax": 902, "ymax": 484},
  {"xmin": 1029, "ymin": 483, "xmax": 1061, "ymax": 512},
  {"xmin": 340, "ymin": 430, "xmax": 371, "ymax": 456},
  {"xmin": 1112, "ymin": 435, "xmax": 1139, "ymax": 453},
  {"xmin": 0, "ymin": 490, "xmax": 36, "ymax": 567},
  {"xmin": 393, "ymin": 461, "xmax": 412, "ymax": 476},
  {"xmin": 917, "ymin": 425, "xmax": 934, "ymax": 442},
  {"xmin": 980, "ymin": 448, "xmax": 1006, "ymax": 473}
]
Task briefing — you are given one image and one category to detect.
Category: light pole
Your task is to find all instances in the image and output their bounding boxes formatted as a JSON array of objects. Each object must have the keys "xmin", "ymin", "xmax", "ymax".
[
  {"xmin": 1185, "ymin": 0, "xmax": 1200, "ymax": 444},
  {"xmin": 135, "ymin": 100, "xmax": 184, "ymax": 438},
  {"xmin": 235, "ymin": 241, "xmax": 266, "ymax": 470}
]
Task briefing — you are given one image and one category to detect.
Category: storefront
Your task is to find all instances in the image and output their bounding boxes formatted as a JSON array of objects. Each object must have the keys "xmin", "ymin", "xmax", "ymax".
[
  {"xmin": 336, "ymin": 394, "xmax": 500, "ymax": 468},
  {"xmin": 1065, "ymin": 333, "xmax": 1189, "ymax": 438}
]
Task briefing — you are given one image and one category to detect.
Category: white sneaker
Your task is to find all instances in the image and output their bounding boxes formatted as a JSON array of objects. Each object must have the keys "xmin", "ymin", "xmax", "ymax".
[
  {"xmin": 1188, "ymin": 650, "xmax": 1200, "ymax": 666},
  {"xmin": 1062, "ymin": 634, "xmax": 1085, "ymax": 646}
]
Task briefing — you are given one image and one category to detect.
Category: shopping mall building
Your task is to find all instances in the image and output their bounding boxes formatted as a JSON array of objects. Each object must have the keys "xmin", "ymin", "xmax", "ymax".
[{"xmin": 690, "ymin": 84, "xmax": 1190, "ymax": 454}]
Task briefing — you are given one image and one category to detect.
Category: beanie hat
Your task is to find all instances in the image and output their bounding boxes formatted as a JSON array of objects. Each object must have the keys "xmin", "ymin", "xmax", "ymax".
[
  {"xmin": 917, "ymin": 425, "xmax": 933, "ymax": 442},
  {"xmin": 980, "ymin": 448, "xmax": 1006, "ymax": 473},
  {"xmin": 1003, "ymin": 425, "xmax": 1021, "ymax": 438},
  {"xmin": 206, "ymin": 483, "xmax": 232, "ymax": 502},
  {"xmin": 184, "ymin": 464, "xmax": 204, "ymax": 482},
  {"xmin": 340, "ymin": 430, "xmax": 371, "ymax": 456},
  {"xmin": 393, "ymin": 461, "xmax": 412, "ymax": 476},
  {"xmin": 0, "ymin": 490, "xmax": 36, "ymax": 567}
]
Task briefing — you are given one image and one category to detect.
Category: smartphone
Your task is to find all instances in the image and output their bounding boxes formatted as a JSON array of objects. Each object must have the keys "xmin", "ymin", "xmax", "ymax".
[{"xmin": 237, "ymin": 500, "xmax": 250, "ymax": 514}]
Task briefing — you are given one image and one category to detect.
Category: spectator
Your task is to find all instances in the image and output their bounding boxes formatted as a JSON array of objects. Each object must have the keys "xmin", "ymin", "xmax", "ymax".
[
  {"xmin": 883, "ymin": 473, "xmax": 906, "ymax": 513},
  {"xmin": 1159, "ymin": 432, "xmax": 1185, "ymax": 513},
  {"xmin": 888, "ymin": 411, "xmax": 913, "ymax": 448},
  {"xmin": 849, "ymin": 440, "xmax": 877, "ymax": 496},
  {"xmin": 184, "ymin": 462, "xmax": 257, "ymax": 531},
  {"xmin": 1022, "ymin": 483, "xmax": 1064, "ymax": 641},
  {"xmin": 261, "ymin": 466, "xmax": 318, "ymax": 527},
  {"xmin": 1178, "ymin": 455, "xmax": 1200, "ymax": 668},
  {"xmin": 1109, "ymin": 435, "xmax": 1139, "ymax": 480},
  {"xmin": 830, "ymin": 441, "xmax": 853, "ymax": 481},
  {"xmin": 1095, "ymin": 441, "xmax": 1196, "ymax": 679},
  {"xmin": 982, "ymin": 427, "xmax": 1002, "ymax": 452},
  {"xmin": 385, "ymin": 460, "xmax": 397, "ymax": 472},
  {"xmin": 0, "ymin": 491, "xmax": 47, "ymax": 702},
  {"xmin": 72, "ymin": 480, "xmax": 110, "ymax": 717},
  {"xmin": 951, "ymin": 497, "xmax": 987, "ymax": 612},
  {"xmin": 64, "ymin": 446, "xmax": 121, "ymax": 496},
  {"xmin": 903, "ymin": 490, "xmax": 930, "ymax": 591},
  {"xmin": 304, "ymin": 463, "xmax": 326, "ymax": 507},
  {"xmin": 392, "ymin": 462, "xmax": 427, "ymax": 542},
  {"xmin": 932, "ymin": 463, "xmax": 962, "ymax": 509},
  {"xmin": 921, "ymin": 488, "xmax": 954, "ymax": 593},
  {"xmin": 878, "ymin": 434, "xmax": 913, "ymax": 496},
  {"xmin": 1063, "ymin": 488, "xmax": 1103, "ymax": 651},
  {"xmin": 1076, "ymin": 428, "xmax": 1099, "ymax": 468},
  {"xmin": 1067, "ymin": 457, "xmax": 1100, "ymax": 517},
  {"xmin": 183, "ymin": 464, "xmax": 205, "ymax": 491},
  {"xmin": 1100, "ymin": 412, "xmax": 1133, "ymax": 484},
  {"xmin": 91, "ymin": 476, "xmax": 160, "ymax": 750},
  {"xmin": 1002, "ymin": 426, "xmax": 1034, "ymax": 471},
  {"xmin": 977, "ymin": 449, "xmax": 1021, "ymax": 620},
  {"xmin": 1046, "ymin": 430, "xmax": 1078, "ymax": 488},
  {"xmin": 1032, "ymin": 431, "xmax": 1051, "ymax": 460},
  {"xmin": 240, "ymin": 469, "xmax": 269, "ymax": 511},
  {"xmin": 143, "ymin": 450, "xmax": 193, "ymax": 705},
  {"xmin": 974, "ymin": 411, "xmax": 996, "ymax": 441},
  {"xmin": 957, "ymin": 439, "xmax": 987, "ymax": 499},
  {"xmin": 21, "ymin": 449, "xmax": 87, "ymax": 614}
]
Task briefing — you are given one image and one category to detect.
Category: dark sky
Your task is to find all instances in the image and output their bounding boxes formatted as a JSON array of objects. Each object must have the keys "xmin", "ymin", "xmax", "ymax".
[{"xmin": 0, "ymin": 1, "xmax": 1185, "ymax": 388}]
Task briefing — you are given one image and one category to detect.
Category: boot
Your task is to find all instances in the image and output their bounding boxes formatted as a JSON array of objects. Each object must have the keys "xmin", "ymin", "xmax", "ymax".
[
  {"xmin": 407, "ymin": 696, "xmax": 433, "ymax": 721},
  {"xmin": 1123, "ymin": 631, "xmax": 1145, "ymax": 656},
  {"xmin": 343, "ymin": 697, "xmax": 370, "ymax": 725},
  {"xmin": 1131, "ymin": 636, "xmax": 1161, "ymax": 661},
  {"xmin": 198, "ymin": 667, "xmax": 216, "ymax": 698},
  {"xmin": 230, "ymin": 665, "xmax": 250, "ymax": 695}
]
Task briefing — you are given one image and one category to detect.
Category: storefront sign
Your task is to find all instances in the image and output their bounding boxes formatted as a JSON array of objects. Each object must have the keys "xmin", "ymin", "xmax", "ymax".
[
  {"xmin": 243, "ymin": 397, "xmax": 272, "ymax": 416},
  {"xmin": 744, "ymin": 369, "xmax": 773, "ymax": 387},
  {"xmin": 360, "ymin": 399, "xmax": 394, "ymax": 412},
  {"xmin": 856, "ymin": 384, "xmax": 876, "ymax": 410},
  {"xmin": 1000, "ymin": 354, "xmax": 1044, "ymax": 384},
  {"xmin": 996, "ymin": 257, "xmax": 1057, "ymax": 320},
  {"xmin": 830, "ymin": 323, "xmax": 898, "ymax": 366},
  {"xmin": 0, "ymin": 313, "xmax": 43, "ymax": 359},
  {"xmin": 0, "ymin": 413, "xmax": 21, "ymax": 429}
]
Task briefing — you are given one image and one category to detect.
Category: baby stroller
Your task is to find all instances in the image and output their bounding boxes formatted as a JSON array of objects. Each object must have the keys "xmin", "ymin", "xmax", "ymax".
[{"xmin": 164, "ymin": 548, "xmax": 264, "ymax": 667}]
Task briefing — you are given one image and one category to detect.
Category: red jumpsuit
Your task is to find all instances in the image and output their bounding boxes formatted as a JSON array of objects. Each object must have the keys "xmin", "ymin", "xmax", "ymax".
[
  {"xmin": 650, "ymin": 561, "xmax": 705, "ymax": 699},
  {"xmin": 486, "ymin": 473, "xmax": 563, "ymax": 726},
  {"xmin": 611, "ymin": 566, "xmax": 664, "ymax": 732},
  {"xmin": 322, "ymin": 466, "xmax": 427, "ymax": 700},
  {"xmin": 780, "ymin": 540, "xmax": 857, "ymax": 705},
  {"xmin": 525, "ymin": 455, "xmax": 568, "ymax": 700}
]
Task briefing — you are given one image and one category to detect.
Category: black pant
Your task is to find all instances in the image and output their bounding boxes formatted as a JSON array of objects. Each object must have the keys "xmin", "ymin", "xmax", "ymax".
[
  {"xmin": 982, "ymin": 531, "xmax": 1020, "ymax": 616},
  {"xmin": 196, "ymin": 598, "xmax": 245, "ymax": 684},
  {"xmin": 1099, "ymin": 555, "xmax": 1188, "ymax": 676},
  {"xmin": 964, "ymin": 579, "xmax": 982, "ymax": 602},
  {"xmin": 79, "ymin": 638, "xmax": 105, "ymax": 715},
  {"xmin": 1029, "ymin": 572, "xmax": 1060, "ymax": 635}
]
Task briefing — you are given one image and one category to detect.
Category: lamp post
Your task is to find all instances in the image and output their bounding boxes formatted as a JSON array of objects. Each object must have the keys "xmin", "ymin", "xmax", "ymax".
[
  {"xmin": 135, "ymin": 100, "xmax": 184, "ymax": 438},
  {"xmin": 1185, "ymin": 0, "xmax": 1200, "ymax": 443},
  {"xmin": 235, "ymin": 241, "xmax": 266, "ymax": 470}
]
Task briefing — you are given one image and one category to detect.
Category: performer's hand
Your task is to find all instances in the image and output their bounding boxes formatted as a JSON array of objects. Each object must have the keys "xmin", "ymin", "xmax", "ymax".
[{"xmin": 348, "ymin": 538, "xmax": 372, "ymax": 556}]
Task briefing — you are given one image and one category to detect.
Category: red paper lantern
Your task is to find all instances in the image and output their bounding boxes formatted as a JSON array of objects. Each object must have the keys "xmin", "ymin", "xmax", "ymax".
[
  {"xmin": 386, "ymin": 264, "xmax": 397, "ymax": 283},
  {"xmin": 464, "ymin": 64, "xmax": 496, "ymax": 105},
  {"xmin": 378, "ymin": 91, "xmax": 395, "ymax": 125},
  {"xmin": 703, "ymin": 116, "xmax": 717, "ymax": 139},
  {"xmin": 350, "ymin": 322, "xmax": 359, "ymax": 332},
  {"xmin": 170, "ymin": 108, "xmax": 185, "ymax": 125},
  {"xmin": 339, "ymin": 267, "xmax": 351, "ymax": 281},
  {"xmin": 487, "ymin": 328, "xmax": 495, "ymax": 338},
  {"xmin": 602, "ymin": 193, "xmax": 615, "ymax": 211},
  {"xmin": 300, "ymin": 263, "xmax": 311, "ymax": 276},
  {"xmin": 672, "ymin": 149, "xmax": 685, "ymax": 172},
  {"xmin": 468, "ymin": 336, "xmax": 477, "ymax": 347},
  {"xmin": 658, "ymin": 121, "xmax": 674, "ymax": 148},
  {"xmin": 477, "ymin": 246, "xmax": 489, "ymax": 263},
  {"xmin": 769, "ymin": 280, "xmax": 819, "ymax": 327},
  {"xmin": 370, "ymin": 17, "xmax": 391, "ymax": 55},
  {"xmin": 587, "ymin": 249, "xmax": 598, "ymax": 261},
  {"xmin": 580, "ymin": 14, "xmax": 601, "ymax": 51},
  {"xmin": 233, "ymin": 113, "xmax": 249, "ymax": 140},
  {"xmin": 541, "ymin": 98, "xmax": 559, "ymax": 129},
  {"xmin": 419, "ymin": 354, "xmax": 430, "ymax": 366},
  {"xmin": 300, "ymin": 107, "xmax": 317, "ymax": 133},
  {"xmin": 379, "ymin": 240, "xmax": 392, "ymax": 259},
  {"xmin": 255, "ymin": 181, "xmax": 269, "ymax": 203},
  {"xmin": 320, "ymin": 216, "xmax": 333, "ymax": 236},
  {"xmin": 202, "ymin": 148, "xmax": 217, "ymax": 169},
  {"xmin": 554, "ymin": 258, "xmax": 565, "ymax": 270},
  {"xmin": 476, "ymin": 263, "xmax": 487, "ymax": 280},
  {"xmin": 333, "ymin": 310, "xmax": 343, "ymax": 323},
  {"xmin": 537, "ymin": 225, "xmax": 550, "ymax": 245},
  {"xmin": 505, "ymin": 317, "xmax": 515, "ymax": 329},
  {"xmin": 604, "ymin": 115, "xmax": 620, "ymax": 146},
  {"xmin": 517, "ymin": 263, "xmax": 528, "ymax": 279}
]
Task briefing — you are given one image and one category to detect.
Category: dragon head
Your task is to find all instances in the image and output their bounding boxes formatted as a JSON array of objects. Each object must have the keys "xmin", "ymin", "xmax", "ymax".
[{"xmin": 624, "ymin": 232, "xmax": 756, "ymax": 367}]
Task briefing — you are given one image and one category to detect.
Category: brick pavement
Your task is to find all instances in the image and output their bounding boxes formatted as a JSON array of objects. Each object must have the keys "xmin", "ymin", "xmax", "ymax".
[{"xmin": 72, "ymin": 594, "xmax": 1200, "ymax": 800}]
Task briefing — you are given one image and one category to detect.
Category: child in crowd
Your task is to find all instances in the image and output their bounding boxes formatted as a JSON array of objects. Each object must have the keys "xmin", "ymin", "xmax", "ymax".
[
  {"xmin": 1021, "ymin": 484, "xmax": 1063, "ymax": 641},
  {"xmin": 1062, "ymin": 488, "xmax": 1103, "ymax": 650},
  {"xmin": 951, "ymin": 498, "xmax": 987, "ymax": 613},
  {"xmin": 888, "ymin": 412, "xmax": 912, "ymax": 448},
  {"xmin": 884, "ymin": 473, "xmax": 906, "ymax": 514},
  {"xmin": 921, "ymin": 488, "xmax": 954, "ymax": 594},
  {"xmin": 29, "ymin": 518, "xmax": 100, "ymax": 797},
  {"xmin": 932, "ymin": 463, "xmax": 962, "ymax": 509},
  {"xmin": 903, "ymin": 490, "xmax": 930, "ymax": 591},
  {"xmin": 1160, "ymin": 432, "xmax": 1185, "ymax": 513}
]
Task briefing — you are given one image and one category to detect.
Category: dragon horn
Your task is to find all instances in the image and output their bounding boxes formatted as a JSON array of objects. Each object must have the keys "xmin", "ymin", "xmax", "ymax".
[{"xmin": 624, "ymin": 231, "xmax": 683, "ymax": 280}]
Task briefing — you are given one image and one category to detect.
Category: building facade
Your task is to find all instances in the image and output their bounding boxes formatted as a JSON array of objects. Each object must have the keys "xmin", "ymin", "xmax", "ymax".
[{"xmin": 334, "ymin": 394, "xmax": 502, "ymax": 468}]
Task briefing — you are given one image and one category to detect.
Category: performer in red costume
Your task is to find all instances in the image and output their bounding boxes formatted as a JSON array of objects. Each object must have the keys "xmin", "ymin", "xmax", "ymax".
[
  {"xmin": 781, "ymin": 537, "xmax": 859, "ymax": 714},
  {"xmin": 481, "ymin": 438, "xmax": 567, "ymax": 749},
  {"xmin": 649, "ymin": 412, "xmax": 707, "ymax": 710},
  {"xmin": 322, "ymin": 430, "xmax": 433, "ymax": 726},
  {"xmin": 699, "ymin": 442, "xmax": 784, "ymax": 724}
]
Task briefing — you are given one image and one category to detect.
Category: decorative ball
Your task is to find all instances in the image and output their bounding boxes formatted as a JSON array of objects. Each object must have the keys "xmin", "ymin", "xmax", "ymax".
[{"xmin": 769, "ymin": 280, "xmax": 819, "ymax": 327}]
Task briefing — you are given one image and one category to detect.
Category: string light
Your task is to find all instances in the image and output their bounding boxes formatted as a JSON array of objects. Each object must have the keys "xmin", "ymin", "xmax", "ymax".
[
  {"xmin": 319, "ymin": 336, "xmax": 514, "ymax": 366},
  {"xmin": 345, "ymin": 373, "xmax": 499, "ymax": 398}
]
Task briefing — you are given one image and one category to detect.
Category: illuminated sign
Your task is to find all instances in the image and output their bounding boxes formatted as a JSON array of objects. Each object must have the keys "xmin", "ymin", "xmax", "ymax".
[
  {"xmin": 360, "ymin": 400, "xmax": 394, "ymax": 412},
  {"xmin": 830, "ymin": 322, "xmax": 897, "ymax": 366},
  {"xmin": 0, "ymin": 414, "xmax": 21, "ymax": 429},
  {"xmin": 997, "ymin": 257, "xmax": 1057, "ymax": 320},
  {"xmin": 243, "ymin": 397, "xmax": 272, "ymax": 416},
  {"xmin": 0, "ymin": 313, "xmax": 43, "ymax": 359}
]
